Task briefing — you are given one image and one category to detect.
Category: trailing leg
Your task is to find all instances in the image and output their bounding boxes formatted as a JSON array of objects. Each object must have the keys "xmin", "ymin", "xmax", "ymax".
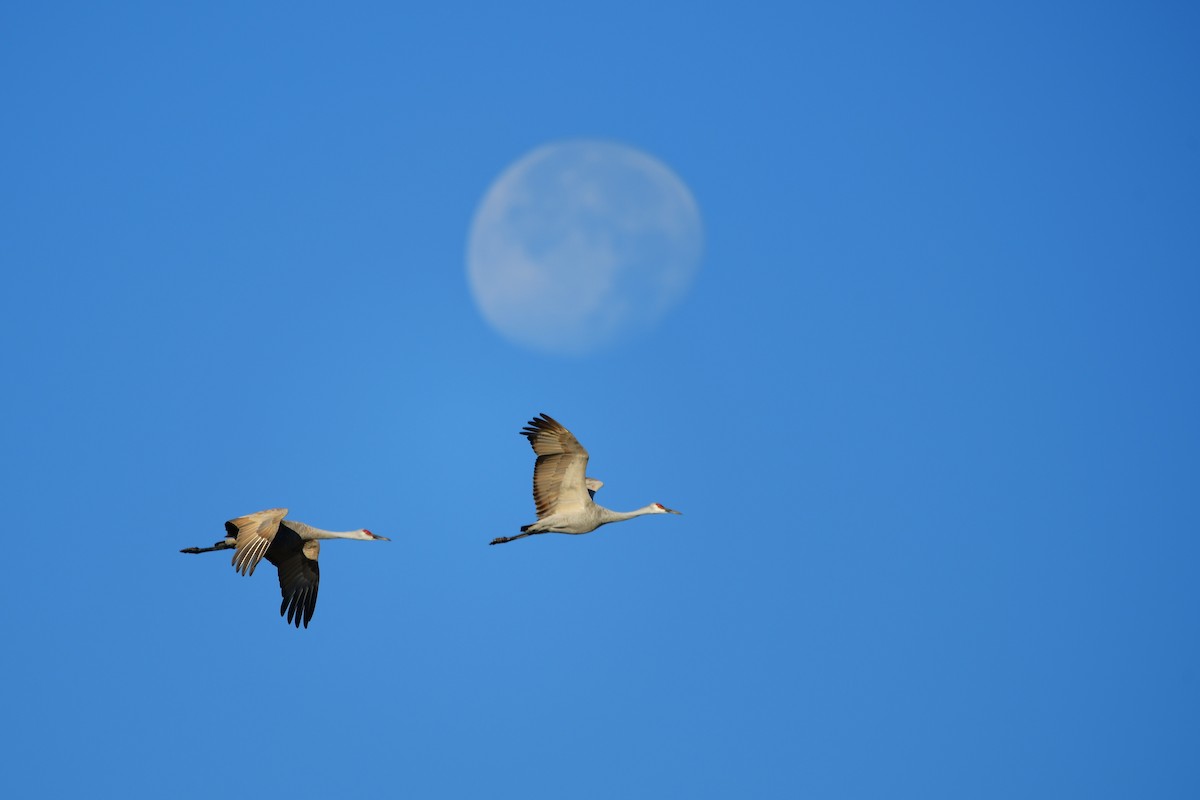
[
  {"xmin": 180, "ymin": 540, "xmax": 235, "ymax": 554},
  {"xmin": 489, "ymin": 531, "xmax": 541, "ymax": 545}
]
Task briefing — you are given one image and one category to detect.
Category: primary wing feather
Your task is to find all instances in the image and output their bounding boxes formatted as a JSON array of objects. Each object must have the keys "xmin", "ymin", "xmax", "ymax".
[
  {"xmin": 522, "ymin": 413, "xmax": 591, "ymax": 518},
  {"xmin": 265, "ymin": 526, "xmax": 320, "ymax": 629},
  {"xmin": 227, "ymin": 508, "xmax": 287, "ymax": 577}
]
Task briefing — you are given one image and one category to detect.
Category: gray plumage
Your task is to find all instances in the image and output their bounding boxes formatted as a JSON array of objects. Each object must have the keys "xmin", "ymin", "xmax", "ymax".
[
  {"xmin": 181, "ymin": 508, "xmax": 389, "ymax": 628},
  {"xmin": 490, "ymin": 414, "xmax": 681, "ymax": 545}
]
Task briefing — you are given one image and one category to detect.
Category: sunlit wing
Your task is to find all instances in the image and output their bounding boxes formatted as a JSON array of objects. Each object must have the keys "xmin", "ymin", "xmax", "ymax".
[
  {"xmin": 227, "ymin": 507, "xmax": 287, "ymax": 577},
  {"xmin": 522, "ymin": 413, "xmax": 592, "ymax": 518}
]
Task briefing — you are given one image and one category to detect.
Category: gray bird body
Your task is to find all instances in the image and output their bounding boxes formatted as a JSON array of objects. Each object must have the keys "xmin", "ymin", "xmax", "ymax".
[
  {"xmin": 181, "ymin": 508, "xmax": 388, "ymax": 628},
  {"xmin": 490, "ymin": 414, "xmax": 681, "ymax": 545}
]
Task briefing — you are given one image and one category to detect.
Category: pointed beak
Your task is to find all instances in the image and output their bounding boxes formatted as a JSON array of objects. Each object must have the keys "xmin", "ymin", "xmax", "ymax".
[
  {"xmin": 666, "ymin": 508, "xmax": 682, "ymax": 515},
  {"xmin": 370, "ymin": 533, "xmax": 391, "ymax": 541}
]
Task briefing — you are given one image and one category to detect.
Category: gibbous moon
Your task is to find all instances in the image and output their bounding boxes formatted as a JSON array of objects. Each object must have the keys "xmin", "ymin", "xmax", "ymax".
[{"xmin": 467, "ymin": 140, "xmax": 703, "ymax": 355}]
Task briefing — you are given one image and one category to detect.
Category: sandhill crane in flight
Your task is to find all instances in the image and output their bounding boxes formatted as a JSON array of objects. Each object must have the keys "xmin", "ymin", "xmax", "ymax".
[
  {"xmin": 181, "ymin": 508, "xmax": 389, "ymax": 628},
  {"xmin": 490, "ymin": 413, "xmax": 681, "ymax": 545}
]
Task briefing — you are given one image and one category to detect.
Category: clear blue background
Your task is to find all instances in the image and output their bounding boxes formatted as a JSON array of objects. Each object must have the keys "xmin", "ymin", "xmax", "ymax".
[{"xmin": 2, "ymin": 2, "xmax": 1197, "ymax": 797}]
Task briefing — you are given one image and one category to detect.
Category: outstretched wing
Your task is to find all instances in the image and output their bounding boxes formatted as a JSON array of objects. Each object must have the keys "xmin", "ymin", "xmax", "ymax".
[
  {"xmin": 227, "ymin": 508, "xmax": 287, "ymax": 577},
  {"xmin": 266, "ymin": 525, "xmax": 320, "ymax": 629},
  {"xmin": 522, "ymin": 413, "xmax": 591, "ymax": 519}
]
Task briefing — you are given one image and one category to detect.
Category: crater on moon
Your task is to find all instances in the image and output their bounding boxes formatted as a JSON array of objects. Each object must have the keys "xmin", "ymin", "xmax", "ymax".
[{"xmin": 467, "ymin": 140, "xmax": 703, "ymax": 355}]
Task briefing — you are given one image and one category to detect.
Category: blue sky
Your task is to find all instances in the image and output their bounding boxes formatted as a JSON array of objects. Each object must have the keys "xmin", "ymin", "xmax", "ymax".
[{"xmin": 2, "ymin": 2, "xmax": 1198, "ymax": 797}]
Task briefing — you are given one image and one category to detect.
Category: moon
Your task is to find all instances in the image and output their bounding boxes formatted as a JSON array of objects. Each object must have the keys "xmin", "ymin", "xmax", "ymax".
[{"xmin": 467, "ymin": 140, "xmax": 703, "ymax": 355}]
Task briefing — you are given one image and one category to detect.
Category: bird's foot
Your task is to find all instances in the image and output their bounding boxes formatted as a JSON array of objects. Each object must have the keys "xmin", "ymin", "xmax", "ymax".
[{"xmin": 489, "ymin": 537, "xmax": 509, "ymax": 545}]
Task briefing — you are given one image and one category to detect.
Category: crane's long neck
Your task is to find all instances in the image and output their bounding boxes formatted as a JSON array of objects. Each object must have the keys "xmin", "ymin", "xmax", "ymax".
[
  {"xmin": 596, "ymin": 504, "xmax": 661, "ymax": 525},
  {"xmin": 287, "ymin": 522, "xmax": 373, "ymax": 541}
]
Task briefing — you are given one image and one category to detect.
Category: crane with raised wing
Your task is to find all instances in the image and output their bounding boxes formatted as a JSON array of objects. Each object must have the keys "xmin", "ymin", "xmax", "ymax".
[
  {"xmin": 181, "ymin": 508, "xmax": 389, "ymax": 628},
  {"xmin": 491, "ymin": 413, "xmax": 681, "ymax": 545}
]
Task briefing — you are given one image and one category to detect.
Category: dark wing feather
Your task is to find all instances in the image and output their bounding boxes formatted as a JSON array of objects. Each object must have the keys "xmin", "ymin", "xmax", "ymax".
[
  {"xmin": 265, "ymin": 524, "xmax": 320, "ymax": 629},
  {"xmin": 521, "ymin": 413, "xmax": 591, "ymax": 518}
]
